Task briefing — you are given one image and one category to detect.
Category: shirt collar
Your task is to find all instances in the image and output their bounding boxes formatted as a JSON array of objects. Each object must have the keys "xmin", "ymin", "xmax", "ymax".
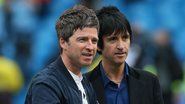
[{"xmin": 100, "ymin": 62, "xmax": 129, "ymax": 87}]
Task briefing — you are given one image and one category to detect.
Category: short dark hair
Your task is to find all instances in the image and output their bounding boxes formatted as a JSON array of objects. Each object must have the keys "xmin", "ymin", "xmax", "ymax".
[
  {"xmin": 55, "ymin": 5, "xmax": 99, "ymax": 42},
  {"xmin": 96, "ymin": 6, "xmax": 132, "ymax": 54}
]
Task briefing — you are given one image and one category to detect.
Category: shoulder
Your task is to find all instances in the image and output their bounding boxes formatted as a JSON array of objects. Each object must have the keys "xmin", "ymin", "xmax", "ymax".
[
  {"xmin": 129, "ymin": 66, "xmax": 159, "ymax": 81},
  {"xmin": 129, "ymin": 66, "xmax": 162, "ymax": 91},
  {"xmin": 128, "ymin": 67, "xmax": 164, "ymax": 104},
  {"xmin": 84, "ymin": 64, "xmax": 101, "ymax": 81},
  {"xmin": 25, "ymin": 64, "xmax": 64, "ymax": 104},
  {"xmin": 30, "ymin": 63, "xmax": 65, "ymax": 88}
]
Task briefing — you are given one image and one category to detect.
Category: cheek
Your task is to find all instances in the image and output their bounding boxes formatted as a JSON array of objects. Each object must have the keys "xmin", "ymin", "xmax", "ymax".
[
  {"xmin": 103, "ymin": 44, "xmax": 111, "ymax": 50},
  {"xmin": 126, "ymin": 44, "xmax": 130, "ymax": 50},
  {"xmin": 94, "ymin": 45, "xmax": 98, "ymax": 51},
  {"xmin": 102, "ymin": 46, "xmax": 112, "ymax": 54}
]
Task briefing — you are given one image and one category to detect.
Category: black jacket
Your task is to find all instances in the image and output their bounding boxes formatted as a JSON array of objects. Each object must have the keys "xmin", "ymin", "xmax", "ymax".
[
  {"xmin": 25, "ymin": 56, "xmax": 98, "ymax": 104},
  {"xmin": 85, "ymin": 63, "xmax": 164, "ymax": 104}
]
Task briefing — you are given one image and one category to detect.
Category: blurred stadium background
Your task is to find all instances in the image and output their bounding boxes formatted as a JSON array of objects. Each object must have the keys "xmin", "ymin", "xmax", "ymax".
[{"xmin": 0, "ymin": 0, "xmax": 185, "ymax": 104}]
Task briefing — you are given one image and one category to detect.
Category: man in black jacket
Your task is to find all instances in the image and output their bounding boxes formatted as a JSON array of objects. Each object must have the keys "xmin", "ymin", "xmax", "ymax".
[
  {"xmin": 85, "ymin": 6, "xmax": 164, "ymax": 104},
  {"xmin": 25, "ymin": 5, "xmax": 99, "ymax": 104}
]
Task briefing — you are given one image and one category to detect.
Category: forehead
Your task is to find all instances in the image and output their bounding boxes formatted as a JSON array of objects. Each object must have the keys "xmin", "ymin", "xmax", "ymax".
[{"xmin": 72, "ymin": 27, "xmax": 98, "ymax": 37}]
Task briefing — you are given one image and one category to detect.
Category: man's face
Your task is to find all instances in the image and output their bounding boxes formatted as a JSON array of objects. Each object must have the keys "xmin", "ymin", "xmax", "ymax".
[
  {"xmin": 101, "ymin": 32, "xmax": 130, "ymax": 65},
  {"xmin": 61, "ymin": 27, "xmax": 98, "ymax": 68}
]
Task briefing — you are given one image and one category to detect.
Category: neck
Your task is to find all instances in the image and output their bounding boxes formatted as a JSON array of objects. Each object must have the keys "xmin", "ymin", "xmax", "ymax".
[
  {"xmin": 102, "ymin": 60, "xmax": 125, "ymax": 84},
  {"xmin": 60, "ymin": 55, "xmax": 81, "ymax": 77}
]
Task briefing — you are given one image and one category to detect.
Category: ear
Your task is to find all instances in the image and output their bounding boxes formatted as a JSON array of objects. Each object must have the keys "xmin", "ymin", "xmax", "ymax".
[{"xmin": 59, "ymin": 37, "xmax": 67, "ymax": 49}]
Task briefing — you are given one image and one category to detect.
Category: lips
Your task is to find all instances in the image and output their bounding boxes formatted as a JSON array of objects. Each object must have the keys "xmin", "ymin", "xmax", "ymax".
[
  {"xmin": 114, "ymin": 52, "xmax": 126, "ymax": 56},
  {"xmin": 115, "ymin": 52, "xmax": 124, "ymax": 54},
  {"xmin": 82, "ymin": 53, "xmax": 94, "ymax": 59},
  {"xmin": 115, "ymin": 51, "xmax": 125, "ymax": 54},
  {"xmin": 82, "ymin": 53, "xmax": 93, "ymax": 56}
]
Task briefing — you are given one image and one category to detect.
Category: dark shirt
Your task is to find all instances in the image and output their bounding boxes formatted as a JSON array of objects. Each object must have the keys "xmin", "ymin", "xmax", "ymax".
[{"xmin": 100, "ymin": 62, "xmax": 129, "ymax": 104}]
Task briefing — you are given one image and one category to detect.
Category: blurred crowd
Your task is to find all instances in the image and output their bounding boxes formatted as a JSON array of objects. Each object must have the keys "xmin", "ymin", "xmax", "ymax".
[{"xmin": 0, "ymin": 0, "xmax": 185, "ymax": 104}]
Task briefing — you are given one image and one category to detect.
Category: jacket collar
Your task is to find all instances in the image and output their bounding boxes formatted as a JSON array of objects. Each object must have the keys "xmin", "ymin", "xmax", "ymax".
[{"xmin": 52, "ymin": 56, "xmax": 79, "ymax": 91}]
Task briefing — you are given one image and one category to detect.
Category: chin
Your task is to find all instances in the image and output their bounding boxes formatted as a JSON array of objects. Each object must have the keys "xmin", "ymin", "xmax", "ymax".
[
  {"xmin": 82, "ymin": 61, "xmax": 92, "ymax": 66},
  {"xmin": 116, "ymin": 62, "xmax": 124, "ymax": 65},
  {"xmin": 114, "ymin": 60, "xmax": 125, "ymax": 65}
]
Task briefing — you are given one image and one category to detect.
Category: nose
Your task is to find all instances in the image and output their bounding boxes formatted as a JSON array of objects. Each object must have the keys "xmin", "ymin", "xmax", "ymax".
[
  {"xmin": 85, "ymin": 41, "xmax": 94, "ymax": 51},
  {"xmin": 116, "ymin": 39, "xmax": 124, "ymax": 50}
]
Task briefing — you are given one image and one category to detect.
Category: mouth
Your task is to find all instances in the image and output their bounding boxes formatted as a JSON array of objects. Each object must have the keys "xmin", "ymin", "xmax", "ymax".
[
  {"xmin": 114, "ymin": 52, "xmax": 126, "ymax": 56},
  {"xmin": 82, "ymin": 53, "xmax": 94, "ymax": 59}
]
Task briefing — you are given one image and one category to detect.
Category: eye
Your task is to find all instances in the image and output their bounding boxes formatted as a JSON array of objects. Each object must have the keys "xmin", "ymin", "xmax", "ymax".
[
  {"xmin": 122, "ymin": 35, "xmax": 130, "ymax": 41},
  {"xmin": 92, "ymin": 38, "xmax": 98, "ymax": 44},
  {"xmin": 108, "ymin": 36, "xmax": 117, "ymax": 42},
  {"xmin": 77, "ymin": 37, "xmax": 87, "ymax": 43}
]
